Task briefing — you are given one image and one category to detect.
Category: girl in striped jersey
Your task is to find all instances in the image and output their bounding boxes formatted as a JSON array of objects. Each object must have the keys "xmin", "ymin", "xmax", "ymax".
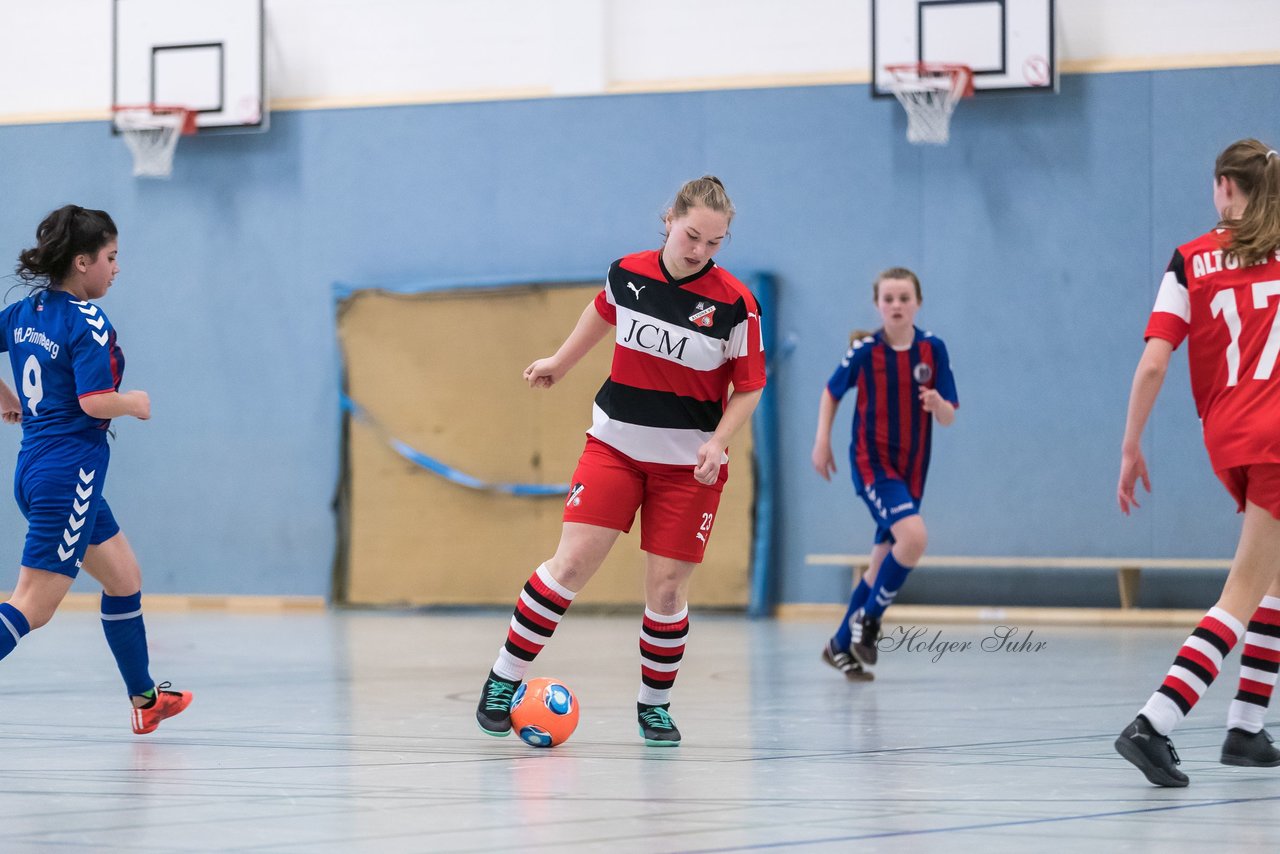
[
  {"xmin": 1116, "ymin": 139, "xmax": 1280, "ymax": 786},
  {"xmin": 475, "ymin": 176, "xmax": 766, "ymax": 745},
  {"xmin": 812, "ymin": 268, "xmax": 957, "ymax": 681}
]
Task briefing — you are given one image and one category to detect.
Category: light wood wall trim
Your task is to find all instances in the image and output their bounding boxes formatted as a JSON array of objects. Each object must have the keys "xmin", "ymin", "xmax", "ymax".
[
  {"xmin": 0, "ymin": 592, "xmax": 327, "ymax": 613},
  {"xmin": 5, "ymin": 54, "xmax": 1278, "ymax": 128},
  {"xmin": 776, "ymin": 603, "xmax": 1202, "ymax": 627},
  {"xmin": 1061, "ymin": 51, "xmax": 1280, "ymax": 74}
]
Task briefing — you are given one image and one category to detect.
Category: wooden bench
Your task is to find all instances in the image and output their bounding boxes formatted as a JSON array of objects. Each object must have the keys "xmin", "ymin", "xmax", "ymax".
[{"xmin": 804, "ymin": 554, "xmax": 1232, "ymax": 610}]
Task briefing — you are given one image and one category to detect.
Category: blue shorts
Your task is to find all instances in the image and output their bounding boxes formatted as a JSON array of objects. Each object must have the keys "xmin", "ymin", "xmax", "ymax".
[
  {"xmin": 857, "ymin": 478, "xmax": 922, "ymax": 545},
  {"xmin": 14, "ymin": 435, "xmax": 120, "ymax": 578}
]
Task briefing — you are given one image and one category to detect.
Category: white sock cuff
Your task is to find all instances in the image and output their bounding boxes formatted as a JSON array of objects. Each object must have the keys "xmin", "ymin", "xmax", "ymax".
[
  {"xmin": 1139, "ymin": 694, "xmax": 1181, "ymax": 736},
  {"xmin": 637, "ymin": 685, "xmax": 671, "ymax": 706},
  {"xmin": 535, "ymin": 563, "xmax": 576, "ymax": 601},
  {"xmin": 644, "ymin": 606, "xmax": 688, "ymax": 625},
  {"xmin": 1260, "ymin": 595, "xmax": 1280, "ymax": 612},
  {"xmin": 1227, "ymin": 698, "xmax": 1267, "ymax": 734},
  {"xmin": 1207, "ymin": 606, "xmax": 1246, "ymax": 641},
  {"xmin": 492, "ymin": 649, "xmax": 528, "ymax": 682}
]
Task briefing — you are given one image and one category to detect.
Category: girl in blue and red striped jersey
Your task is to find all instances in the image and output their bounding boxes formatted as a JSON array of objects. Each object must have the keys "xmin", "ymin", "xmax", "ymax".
[
  {"xmin": 0, "ymin": 205, "xmax": 191, "ymax": 734},
  {"xmin": 474, "ymin": 176, "xmax": 766, "ymax": 746},
  {"xmin": 1115, "ymin": 138, "xmax": 1280, "ymax": 787},
  {"xmin": 812, "ymin": 268, "xmax": 958, "ymax": 681}
]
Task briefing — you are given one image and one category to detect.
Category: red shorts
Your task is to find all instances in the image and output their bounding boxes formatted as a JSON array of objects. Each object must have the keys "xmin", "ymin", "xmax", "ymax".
[
  {"xmin": 563, "ymin": 436, "xmax": 728, "ymax": 563},
  {"xmin": 1216, "ymin": 464, "xmax": 1280, "ymax": 519}
]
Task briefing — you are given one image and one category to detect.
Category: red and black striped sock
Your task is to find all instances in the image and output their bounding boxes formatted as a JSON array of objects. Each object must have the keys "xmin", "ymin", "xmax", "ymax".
[
  {"xmin": 1139, "ymin": 606, "xmax": 1243, "ymax": 735},
  {"xmin": 1227, "ymin": 595, "xmax": 1280, "ymax": 734},
  {"xmin": 638, "ymin": 606, "xmax": 689, "ymax": 706},
  {"xmin": 492, "ymin": 563, "xmax": 575, "ymax": 682}
]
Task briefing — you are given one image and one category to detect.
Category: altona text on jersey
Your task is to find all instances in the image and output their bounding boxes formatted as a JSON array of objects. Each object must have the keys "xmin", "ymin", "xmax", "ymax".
[
  {"xmin": 1191, "ymin": 246, "xmax": 1280, "ymax": 278},
  {"xmin": 13, "ymin": 328, "xmax": 60, "ymax": 359}
]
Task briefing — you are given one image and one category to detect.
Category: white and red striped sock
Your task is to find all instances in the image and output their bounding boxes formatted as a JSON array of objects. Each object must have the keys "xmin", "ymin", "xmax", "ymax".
[
  {"xmin": 492, "ymin": 563, "xmax": 575, "ymax": 682},
  {"xmin": 1140, "ymin": 606, "xmax": 1244, "ymax": 735},
  {"xmin": 637, "ymin": 606, "xmax": 689, "ymax": 707},
  {"xmin": 1227, "ymin": 595, "xmax": 1280, "ymax": 734}
]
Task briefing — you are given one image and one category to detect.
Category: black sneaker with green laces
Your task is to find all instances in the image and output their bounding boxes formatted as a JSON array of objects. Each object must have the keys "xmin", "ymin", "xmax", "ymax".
[
  {"xmin": 476, "ymin": 670, "xmax": 521, "ymax": 737},
  {"xmin": 638, "ymin": 702, "xmax": 681, "ymax": 746}
]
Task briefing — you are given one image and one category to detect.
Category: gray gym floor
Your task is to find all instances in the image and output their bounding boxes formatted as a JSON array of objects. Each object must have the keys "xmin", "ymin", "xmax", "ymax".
[{"xmin": 2, "ymin": 609, "xmax": 1277, "ymax": 852}]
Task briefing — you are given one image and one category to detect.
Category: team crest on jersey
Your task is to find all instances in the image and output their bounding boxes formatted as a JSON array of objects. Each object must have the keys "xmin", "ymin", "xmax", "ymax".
[
  {"xmin": 912, "ymin": 362, "xmax": 933, "ymax": 385},
  {"xmin": 689, "ymin": 302, "xmax": 716, "ymax": 328}
]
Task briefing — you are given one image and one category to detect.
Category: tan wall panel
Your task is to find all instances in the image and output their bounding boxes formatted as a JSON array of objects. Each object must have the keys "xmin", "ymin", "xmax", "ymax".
[{"xmin": 338, "ymin": 284, "xmax": 753, "ymax": 608}]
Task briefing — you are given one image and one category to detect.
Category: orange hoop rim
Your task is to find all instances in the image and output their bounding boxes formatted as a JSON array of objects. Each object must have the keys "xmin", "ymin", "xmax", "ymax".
[
  {"xmin": 884, "ymin": 63, "xmax": 975, "ymax": 98},
  {"xmin": 111, "ymin": 104, "xmax": 198, "ymax": 136}
]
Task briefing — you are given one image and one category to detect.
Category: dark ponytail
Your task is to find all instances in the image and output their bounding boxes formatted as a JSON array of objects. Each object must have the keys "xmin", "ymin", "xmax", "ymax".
[{"xmin": 15, "ymin": 205, "xmax": 118, "ymax": 286}]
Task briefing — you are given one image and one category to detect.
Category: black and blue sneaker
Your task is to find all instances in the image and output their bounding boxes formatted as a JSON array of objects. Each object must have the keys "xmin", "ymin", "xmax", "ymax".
[
  {"xmin": 476, "ymin": 670, "xmax": 520, "ymax": 737},
  {"xmin": 638, "ymin": 702, "xmax": 681, "ymax": 746}
]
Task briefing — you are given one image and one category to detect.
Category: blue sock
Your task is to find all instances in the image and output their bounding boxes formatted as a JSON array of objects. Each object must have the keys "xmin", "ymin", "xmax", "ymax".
[
  {"xmin": 834, "ymin": 579, "xmax": 872, "ymax": 648},
  {"xmin": 863, "ymin": 552, "xmax": 913, "ymax": 620},
  {"xmin": 100, "ymin": 592, "xmax": 154, "ymax": 696},
  {"xmin": 0, "ymin": 602, "xmax": 31, "ymax": 660}
]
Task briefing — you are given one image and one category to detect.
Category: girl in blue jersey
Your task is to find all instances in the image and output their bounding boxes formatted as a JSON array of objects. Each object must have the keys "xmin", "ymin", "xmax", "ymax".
[
  {"xmin": 812, "ymin": 267, "xmax": 958, "ymax": 680},
  {"xmin": 0, "ymin": 205, "xmax": 191, "ymax": 734}
]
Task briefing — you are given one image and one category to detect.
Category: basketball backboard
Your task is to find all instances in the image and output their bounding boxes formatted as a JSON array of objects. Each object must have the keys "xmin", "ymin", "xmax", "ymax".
[
  {"xmin": 871, "ymin": 0, "xmax": 1056, "ymax": 98},
  {"xmin": 112, "ymin": 0, "xmax": 266, "ymax": 133}
]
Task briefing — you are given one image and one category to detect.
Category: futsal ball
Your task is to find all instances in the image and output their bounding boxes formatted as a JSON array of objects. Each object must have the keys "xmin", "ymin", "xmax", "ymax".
[{"xmin": 509, "ymin": 677, "xmax": 579, "ymax": 748}]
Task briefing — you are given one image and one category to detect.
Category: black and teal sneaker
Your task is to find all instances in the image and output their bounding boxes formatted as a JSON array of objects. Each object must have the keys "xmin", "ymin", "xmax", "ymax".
[
  {"xmin": 476, "ymin": 670, "xmax": 520, "ymax": 737},
  {"xmin": 638, "ymin": 702, "xmax": 681, "ymax": 746}
]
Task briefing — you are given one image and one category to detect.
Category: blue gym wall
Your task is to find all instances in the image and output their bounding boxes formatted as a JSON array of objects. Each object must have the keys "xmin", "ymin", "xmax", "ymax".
[{"xmin": 0, "ymin": 66, "xmax": 1277, "ymax": 604}]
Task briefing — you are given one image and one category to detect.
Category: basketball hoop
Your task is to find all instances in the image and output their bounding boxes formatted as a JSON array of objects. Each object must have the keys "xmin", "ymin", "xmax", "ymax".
[
  {"xmin": 884, "ymin": 64, "xmax": 973, "ymax": 145},
  {"xmin": 112, "ymin": 105, "xmax": 197, "ymax": 178}
]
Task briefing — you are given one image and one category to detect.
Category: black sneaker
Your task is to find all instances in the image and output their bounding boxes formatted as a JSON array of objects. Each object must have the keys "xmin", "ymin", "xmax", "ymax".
[
  {"xmin": 476, "ymin": 670, "xmax": 520, "ymax": 737},
  {"xmin": 822, "ymin": 637, "xmax": 875, "ymax": 682},
  {"xmin": 851, "ymin": 616, "xmax": 882, "ymax": 667},
  {"xmin": 1114, "ymin": 715, "xmax": 1189, "ymax": 787},
  {"xmin": 638, "ymin": 702, "xmax": 681, "ymax": 746},
  {"xmin": 1221, "ymin": 727, "xmax": 1280, "ymax": 767}
]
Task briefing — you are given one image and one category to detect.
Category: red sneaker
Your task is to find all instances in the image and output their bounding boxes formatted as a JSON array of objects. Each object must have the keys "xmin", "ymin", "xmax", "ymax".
[{"xmin": 131, "ymin": 682, "xmax": 193, "ymax": 734}]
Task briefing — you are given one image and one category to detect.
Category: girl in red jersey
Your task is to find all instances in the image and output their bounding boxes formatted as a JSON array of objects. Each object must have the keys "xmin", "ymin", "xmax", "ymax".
[
  {"xmin": 1116, "ymin": 139, "xmax": 1280, "ymax": 786},
  {"xmin": 474, "ymin": 176, "xmax": 766, "ymax": 746},
  {"xmin": 812, "ymin": 268, "xmax": 958, "ymax": 681}
]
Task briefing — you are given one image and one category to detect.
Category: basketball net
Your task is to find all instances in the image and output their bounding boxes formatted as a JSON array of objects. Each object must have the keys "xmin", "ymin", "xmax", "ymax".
[
  {"xmin": 885, "ymin": 64, "xmax": 973, "ymax": 145},
  {"xmin": 113, "ymin": 106, "xmax": 196, "ymax": 178}
]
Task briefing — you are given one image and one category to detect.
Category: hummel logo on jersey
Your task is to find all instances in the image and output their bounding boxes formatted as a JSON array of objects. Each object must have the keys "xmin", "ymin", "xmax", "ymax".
[
  {"xmin": 70, "ymin": 300, "xmax": 109, "ymax": 346},
  {"xmin": 626, "ymin": 281, "xmax": 646, "ymax": 299},
  {"xmin": 689, "ymin": 302, "xmax": 716, "ymax": 328},
  {"xmin": 566, "ymin": 482, "xmax": 585, "ymax": 507},
  {"xmin": 57, "ymin": 468, "xmax": 95, "ymax": 562}
]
